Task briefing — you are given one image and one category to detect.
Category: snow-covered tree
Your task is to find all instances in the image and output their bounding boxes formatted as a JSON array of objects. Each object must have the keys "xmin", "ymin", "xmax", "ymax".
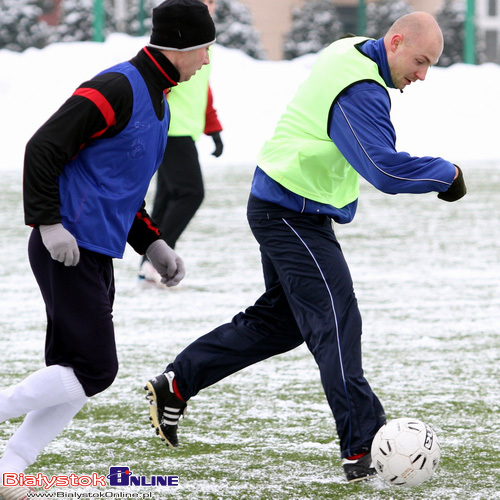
[
  {"xmin": 50, "ymin": 0, "xmax": 94, "ymax": 42},
  {"xmin": 435, "ymin": 0, "xmax": 486, "ymax": 66},
  {"xmin": 111, "ymin": 0, "xmax": 155, "ymax": 36},
  {"xmin": 282, "ymin": 0, "xmax": 344, "ymax": 60},
  {"xmin": 365, "ymin": 0, "xmax": 413, "ymax": 40},
  {"xmin": 0, "ymin": 0, "xmax": 51, "ymax": 51},
  {"xmin": 50, "ymin": 0, "xmax": 133, "ymax": 42},
  {"xmin": 213, "ymin": 0, "xmax": 267, "ymax": 60},
  {"xmin": 435, "ymin": 0, "xmax": 465, "ymax": 67}
]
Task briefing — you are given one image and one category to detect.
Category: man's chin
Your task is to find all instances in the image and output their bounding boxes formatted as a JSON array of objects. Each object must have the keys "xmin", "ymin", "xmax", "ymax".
[{"xmin": 188, "ymin": 68, "xmax": 201, "ymax": 80}]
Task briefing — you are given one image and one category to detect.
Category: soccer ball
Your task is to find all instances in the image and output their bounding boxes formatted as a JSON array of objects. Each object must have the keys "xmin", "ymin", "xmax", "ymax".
[{"xmin": 371, "ymin": 417, "xmax": 441, "ymax": 487}]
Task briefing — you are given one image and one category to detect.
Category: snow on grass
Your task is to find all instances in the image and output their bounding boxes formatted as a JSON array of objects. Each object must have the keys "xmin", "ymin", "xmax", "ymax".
[
  {"xmin": 1, "ymin": 32, "xmax": 500, "ymax": 499},
  {"xmin": 1, "ymin": 161, "xmax": 499, "ymax": 499}
]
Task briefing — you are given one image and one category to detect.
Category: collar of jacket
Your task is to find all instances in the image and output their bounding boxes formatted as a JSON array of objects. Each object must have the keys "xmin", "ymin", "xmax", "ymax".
[{"xmin": 131, "ymin": 47, "xmax": 180, "ymax": 94}]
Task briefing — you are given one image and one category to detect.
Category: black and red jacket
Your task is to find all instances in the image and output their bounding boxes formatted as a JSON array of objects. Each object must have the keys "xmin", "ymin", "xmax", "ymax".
[{"xmin": 23, "ymin": 47, "xmax": 179, "ymax": 255}]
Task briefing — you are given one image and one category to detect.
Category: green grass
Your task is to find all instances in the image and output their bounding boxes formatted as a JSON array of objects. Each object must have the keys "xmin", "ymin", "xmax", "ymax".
[
  {"xmin": 23, "ymin": 359, "xmax": 500, "ymax": 499},
  {"xmin": 1, "ymin": 164, "xmax": 499, "ymax": 499}
]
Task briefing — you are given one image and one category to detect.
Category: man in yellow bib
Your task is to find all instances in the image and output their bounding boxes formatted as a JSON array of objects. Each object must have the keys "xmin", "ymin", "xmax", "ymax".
[
  {"xmin": 145, "ymin": 12, "xmax": 466, "ymax": 482},
  {"xmin": 139, "ymin": 0, "xmax": 223, "ymax": 284}
]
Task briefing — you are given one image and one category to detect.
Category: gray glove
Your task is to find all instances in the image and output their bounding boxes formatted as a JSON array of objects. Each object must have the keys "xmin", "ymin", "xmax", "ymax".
[
  {"xmin": 39, "ymin": 223, "xmax": 80, "ymax": 266},
  {"xmin": 146, "ymin": 239, "xmax": 186, "ymax": 287}
]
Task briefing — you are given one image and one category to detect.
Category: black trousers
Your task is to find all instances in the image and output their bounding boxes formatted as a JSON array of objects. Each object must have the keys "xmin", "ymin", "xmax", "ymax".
[
  {"xmin": 28, "ymin": 228, "xmax": 118, "ymax": 397},
  {"xmin": 150, "ymin": 136, "xmax": 204, "ymax": 249},
  {"xmin": 169, "ymin": 195, "xmax": 385, "ymax": 458}
]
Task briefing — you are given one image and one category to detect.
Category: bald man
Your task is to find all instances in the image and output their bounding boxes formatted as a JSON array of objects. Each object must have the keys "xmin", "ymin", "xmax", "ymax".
[
  {"xmin": 145, "ymin": 12, "xmax": 466, "ymax": 482},
  {"xmin": 385, "ymin": 12, "xmax": 444, "ymax": 89}
]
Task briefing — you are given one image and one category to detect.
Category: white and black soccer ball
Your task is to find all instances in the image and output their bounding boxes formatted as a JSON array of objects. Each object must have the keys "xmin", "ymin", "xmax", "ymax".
[{"xmin": 371, "ymin": 417, "xmax": 441, "ymax": 487}]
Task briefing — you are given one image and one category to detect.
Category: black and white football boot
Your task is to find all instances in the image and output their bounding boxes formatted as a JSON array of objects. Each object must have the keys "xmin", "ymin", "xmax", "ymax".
[
  {"xmin": 145, "ymin": 371, "xmax": 187, "ymax": 448},
  {"xmin": 342, "ymin": 452, "xmax": 377, "ymax": 483}
]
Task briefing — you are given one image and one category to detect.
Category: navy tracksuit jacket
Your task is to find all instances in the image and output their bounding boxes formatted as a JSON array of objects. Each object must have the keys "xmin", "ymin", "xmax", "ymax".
[{"xmin": 167, "ymin": 38, "xmax": 456, "ymax": 458}]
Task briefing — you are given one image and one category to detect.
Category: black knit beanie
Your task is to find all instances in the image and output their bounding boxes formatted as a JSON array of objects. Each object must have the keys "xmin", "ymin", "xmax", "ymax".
[{"xmin": 149, "ymin": 0, "xmax": 216, "ymax": 51}]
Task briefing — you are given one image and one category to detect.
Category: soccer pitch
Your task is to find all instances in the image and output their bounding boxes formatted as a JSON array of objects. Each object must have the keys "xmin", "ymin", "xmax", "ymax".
[{"xmin": 0, "ymin": 162, "xmax": 498, "ymax": 500}]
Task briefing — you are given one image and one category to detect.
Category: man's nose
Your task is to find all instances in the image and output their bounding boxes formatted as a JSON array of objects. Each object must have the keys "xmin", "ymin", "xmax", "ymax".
[{"xmin": 415, "ymin": 66, "xmax": 428, "ymax": 81}]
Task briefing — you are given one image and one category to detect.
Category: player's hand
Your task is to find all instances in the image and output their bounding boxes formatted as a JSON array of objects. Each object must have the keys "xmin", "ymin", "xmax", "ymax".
[
  {"xmin": 437, "ymin": 165, "xmax": 466, "ymax": 202},
  {"xmin": 209, "ymin": 132, "xmax": 223, "ymax": 157},
  {"xmin": 146, "ymin": 239, "xmax": 186, "ymax": 287},
  {"xmin": 39, "ymin": 223, "xmax": 80, "ymax": 266}
]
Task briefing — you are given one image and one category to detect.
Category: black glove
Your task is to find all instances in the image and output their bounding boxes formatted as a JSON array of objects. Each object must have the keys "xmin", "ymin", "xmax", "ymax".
[
  {"xmin": 209, "ymin": 132, "xmax": 223, "ymax": 157},
  {"xmin": 438, "ymin": 165, "xmax": 466, "ymax": 202}
]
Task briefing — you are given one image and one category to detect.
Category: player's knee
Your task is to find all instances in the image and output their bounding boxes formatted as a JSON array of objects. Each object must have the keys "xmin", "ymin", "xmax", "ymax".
[
  {"xmin": 191, "ymin": 186, "xmax": 204, "ymax": 206},
  {"xmin": 78, "ymin": 360, "xmax": 119, "ymax": 397}
]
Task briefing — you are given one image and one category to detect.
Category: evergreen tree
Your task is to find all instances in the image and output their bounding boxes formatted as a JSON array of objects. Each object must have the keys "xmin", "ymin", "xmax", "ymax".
[
  {"xmin": 435, "ymin": 0, "xmax": 465, "ymax": 67},
  {"xmin": 51, "ymin": 0, "xmax": 94, "ymax": 42},
  {"xmin": 213, "ymin": 0, "xmax": 267, "ymax": 60},
  {"xmin": 120, "ymin": 0, "xmax": 155, "ymax": 36},
  {"xmin": 0, "ymin": 0, "xmax": 51, "ymax": 51},
  {"xmin": 51, "ymin": 0, "xmax": 137, "ymax": 43},
  {"xmin": 283, "ymin": 0, "xmax": 344, "ymax": 60},
  {"xmin": 106, "ymin": 0, "xmax": 155, "ymax": 37},
  {"xmin": 39, "ymin": 0, "xmax": 55, "ymax": 15},
  {"xmin": 435, "ymin": 0, "xmax": 486, "ymax": 66},
  {"xmin": 365, "ymin": 0, "xmax": 413, "ymax": 40}
]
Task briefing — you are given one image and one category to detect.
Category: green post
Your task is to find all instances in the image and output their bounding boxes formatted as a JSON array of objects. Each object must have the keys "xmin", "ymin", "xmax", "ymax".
[
  {"xmin": 93, "ymin": 0, "xmax": 105, "ymax": 42},
  {"xmin": 358, "ymin": 0, "xmax": 366, "ymax": 35},
  {"xmin": 464, "ymin": 0, "xmax": 476, "ymax": 64},
  {"xmin": 138, "ymin": 0, "xmax": 146, "ymax": 36}
]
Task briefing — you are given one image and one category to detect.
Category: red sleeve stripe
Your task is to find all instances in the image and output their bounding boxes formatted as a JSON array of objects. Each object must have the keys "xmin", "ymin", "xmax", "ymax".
[
  {"xmin": 136, "ymin": 211, "xmax": 161, "ymax": 236},
  {"xmin": 73, "ymin": 87, "xmax": 117, "ymax": 131}
]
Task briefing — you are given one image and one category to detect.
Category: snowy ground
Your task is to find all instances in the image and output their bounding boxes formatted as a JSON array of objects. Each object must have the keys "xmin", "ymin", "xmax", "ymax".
[
  {"xmin": 0, "ymin": 34, "xmax": 499, "ymax": 499},
  {"xmin": 1, "ymin": 160, "xmax": 499, "ymax": 499}
]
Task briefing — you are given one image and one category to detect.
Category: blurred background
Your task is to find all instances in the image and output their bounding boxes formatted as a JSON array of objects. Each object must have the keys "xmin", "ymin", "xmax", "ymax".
[{"xmin": 0, "ymin": 0, "xmax": 497, "ymax": 65}]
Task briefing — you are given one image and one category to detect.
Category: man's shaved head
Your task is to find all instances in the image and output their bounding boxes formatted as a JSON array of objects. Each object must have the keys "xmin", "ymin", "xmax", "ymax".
[
  {"xmin": 383, "ymin": 12, "xmax": 444, "ymax": 89},
  {"xmin": 386, "ymin": 11, "xmax": 444, "ymax": 58}
]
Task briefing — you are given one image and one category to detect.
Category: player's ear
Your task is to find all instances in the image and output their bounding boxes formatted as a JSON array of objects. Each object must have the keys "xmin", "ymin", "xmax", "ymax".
[{"xmin": 390, "ymin": 34, "xmax": 403, "ymax": 53}]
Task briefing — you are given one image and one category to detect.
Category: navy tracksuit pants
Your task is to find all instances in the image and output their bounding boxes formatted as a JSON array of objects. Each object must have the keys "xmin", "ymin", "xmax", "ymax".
[{"xmin": 169, "ymin": 195, "xmax": 385, "ymax": 457}]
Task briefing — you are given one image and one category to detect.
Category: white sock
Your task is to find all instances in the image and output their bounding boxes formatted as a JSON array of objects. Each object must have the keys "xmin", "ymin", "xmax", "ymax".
[
  {"xmin": 0, "ymin": 396, "xmax": 88, "ymax": 475},
  {"xmin": 0, "ymin": 365, "xmax": 86, "ymax": 423}
]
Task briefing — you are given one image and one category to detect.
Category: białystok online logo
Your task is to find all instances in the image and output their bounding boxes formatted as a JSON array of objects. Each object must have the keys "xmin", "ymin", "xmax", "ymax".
[
  {"xmin": 107, "ymin": 467, "xmax": 178, "ymax": 487},
  {"xmin": 2, "ymin": 467, "xmax": 179, "ymax": 490}
]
